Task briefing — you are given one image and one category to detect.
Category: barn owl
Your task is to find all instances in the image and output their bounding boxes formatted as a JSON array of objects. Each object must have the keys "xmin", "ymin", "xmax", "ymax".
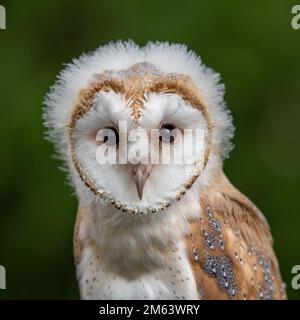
[{"xmin": 44, "ymin": 41, "xmax": 286, "ymax": 300}]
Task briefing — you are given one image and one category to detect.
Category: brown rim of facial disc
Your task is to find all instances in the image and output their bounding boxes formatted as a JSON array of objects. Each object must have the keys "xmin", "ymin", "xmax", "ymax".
[{"xmin": 67, "ymin": 63, "xmax": 214, "ymax": 214}]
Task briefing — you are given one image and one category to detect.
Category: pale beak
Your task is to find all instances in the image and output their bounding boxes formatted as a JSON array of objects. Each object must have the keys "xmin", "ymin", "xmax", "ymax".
[{"xmin": 131, "ymin": 164, "xmax": 152, "ymax": 200}]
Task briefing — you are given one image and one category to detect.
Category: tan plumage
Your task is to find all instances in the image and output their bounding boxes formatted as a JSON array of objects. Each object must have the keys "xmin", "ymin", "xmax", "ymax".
[
  {"xmin": 44, "ymin": 41, "xmax": 286, "ymax": 299},
  {"xmin": 73, "ymin": 169, "xmax": 286, "ymax": 300},
  {"xmin": 185, "ymin": 170, "xmax": 286, "ymax": 300}
]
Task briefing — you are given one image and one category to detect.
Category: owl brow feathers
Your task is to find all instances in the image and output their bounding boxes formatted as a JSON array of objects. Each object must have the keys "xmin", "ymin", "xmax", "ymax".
[
  {"xmin": 69, "ymin": 64, "xmax": 212, "ymax": 122},
  {"xmin": 69, "ymin": 78, "xmax": 126, "ymax": 127}
]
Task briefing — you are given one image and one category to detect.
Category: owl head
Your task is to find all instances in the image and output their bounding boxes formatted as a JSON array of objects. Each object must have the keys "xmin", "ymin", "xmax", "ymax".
[{"xmin": 44, "ymin": 41, "xmax": 234, "ymax": 216}]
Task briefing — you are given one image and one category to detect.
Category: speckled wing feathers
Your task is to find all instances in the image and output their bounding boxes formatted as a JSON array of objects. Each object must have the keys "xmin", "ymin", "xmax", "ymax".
[{"xmin": 185, "ymin": 172, "xmax": 286, "ymax": 300}]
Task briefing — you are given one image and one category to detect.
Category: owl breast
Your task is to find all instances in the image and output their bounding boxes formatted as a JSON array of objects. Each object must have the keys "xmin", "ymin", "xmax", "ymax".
[
  {"xmin": 74, "ymin": 203, "xmax": 200, "ymax": 300},
  {"xmin": 77, "ymin": 240, "xmax": 198, "ymax": 300}
]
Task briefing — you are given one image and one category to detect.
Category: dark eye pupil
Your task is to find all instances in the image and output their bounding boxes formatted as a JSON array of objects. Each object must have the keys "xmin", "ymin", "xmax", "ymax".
[
  {"xmin": 159, "ymin": 124, "xmax": 176, "ymax": 143},
  {"xmin": 103, "ymin": 135, "xmax": 108, "ymax": 143},
  {"xmin": 103, "ymin": 127, "xmax": 119, "ymax": 145}
]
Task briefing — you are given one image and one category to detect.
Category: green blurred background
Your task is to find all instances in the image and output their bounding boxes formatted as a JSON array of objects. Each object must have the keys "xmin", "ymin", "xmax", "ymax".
[{"xmin": 0, "ymin": 0, "xmax": 299, "ymax": 299}]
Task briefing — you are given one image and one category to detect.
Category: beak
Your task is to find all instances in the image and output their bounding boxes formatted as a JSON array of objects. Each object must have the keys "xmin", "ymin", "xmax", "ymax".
[{"xmin": 131, "ymin": 164, "xmax": 152, "ymax": 200}]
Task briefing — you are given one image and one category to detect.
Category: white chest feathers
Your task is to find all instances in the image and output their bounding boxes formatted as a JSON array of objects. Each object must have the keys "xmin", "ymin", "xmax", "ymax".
[{"xmin": 77, "ymin": 242, "xmax": 198, "ymax": 300}]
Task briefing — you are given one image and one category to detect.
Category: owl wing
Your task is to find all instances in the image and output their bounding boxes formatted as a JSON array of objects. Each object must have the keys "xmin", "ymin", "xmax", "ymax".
[{"xmin": 185, "ymin": 171, "xmax": 287, "ymax": 300}]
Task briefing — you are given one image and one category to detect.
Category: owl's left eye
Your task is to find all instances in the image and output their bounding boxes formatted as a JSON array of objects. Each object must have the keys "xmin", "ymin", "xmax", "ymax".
[
  {"xmin": 159, "ymin": 124, "xmax": 177, "ymax": 144},
  {"xmin": 96, "ymin": 127, "xmax": 119, "ymax": 145}
]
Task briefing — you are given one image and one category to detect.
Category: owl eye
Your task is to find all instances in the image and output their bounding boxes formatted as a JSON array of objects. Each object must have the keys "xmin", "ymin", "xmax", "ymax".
[
  {"xmin": 159, "ymin": 124, "xmax": 176, "ymax": 144},
  {"xmin": 96, "ymin": 127, "xmax": 119, "ymax": 145}
]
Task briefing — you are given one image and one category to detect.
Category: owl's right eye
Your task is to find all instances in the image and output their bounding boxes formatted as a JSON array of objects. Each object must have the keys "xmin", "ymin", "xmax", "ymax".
[
  {"xmin": 159, "ymin": 124, "xmax": 177, "ymax": 144},
  {"xmin": 96, "ymin": 127, "xmax": 119, "ymax": 145}
]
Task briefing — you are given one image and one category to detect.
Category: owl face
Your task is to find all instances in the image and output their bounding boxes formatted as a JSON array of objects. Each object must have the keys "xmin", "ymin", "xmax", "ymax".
[
  {"xmin": 69, "ymin": 63, "xmax": 212, "ymax": 214},
  {"xmin": 44, "ymin": 42, "xmax": 234, "ymax": 216}
]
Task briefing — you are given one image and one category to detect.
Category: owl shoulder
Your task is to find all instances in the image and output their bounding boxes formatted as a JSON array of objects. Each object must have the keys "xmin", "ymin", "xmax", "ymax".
[{"xmin": 185, "ymin": 171, "xmax": 286, "ymax": 299}]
